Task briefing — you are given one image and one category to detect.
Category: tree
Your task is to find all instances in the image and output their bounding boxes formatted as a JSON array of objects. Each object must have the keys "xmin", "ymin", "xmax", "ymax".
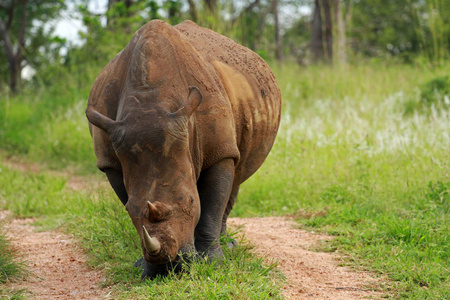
[
  {"xmin": 334, "ymin": 0, "xmax": 351, "ymax": 64},
  {"xmin": 0, "ymin": 0, "xmax": 27, "ymax": 92},
  {"xmin": 272, "ymin": 0, "xmax": 283, "ymax": 61},
  {"xmin": 310, "ymin": 0, "xmax": 333, "ymax": 63},
  {"xmin": 0, "ymin": 0, "xmax": 65, "ymax": 92},
  {"xmin": 204, "ymin": 0, "xmax": 217, "ymax": 12},
  {"xmin": 347, "ymin": 0, "xmax": 427, "ymax": 61},
  {"xmin": 106, "ymin": 0, "xmax": 134, "ymax": 26},
  {"xmin": 187, "ymin": 0, "xmax": 198, "ymax": 22},
  {"xmin": 310, "ymin": 0, "xmax": 353, "ymax": 64}
]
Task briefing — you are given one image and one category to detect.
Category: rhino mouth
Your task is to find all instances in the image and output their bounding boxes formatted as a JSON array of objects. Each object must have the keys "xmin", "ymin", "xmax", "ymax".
[{"xmin": 143, "ymin": 236, "xmax": 196, "ymax": 266}]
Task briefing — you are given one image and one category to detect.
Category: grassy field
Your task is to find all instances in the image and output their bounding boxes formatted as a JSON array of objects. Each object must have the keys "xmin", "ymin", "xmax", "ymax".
[{"xmin": 0, "ymin": 62, "xmax": 449, "ymax": 298}]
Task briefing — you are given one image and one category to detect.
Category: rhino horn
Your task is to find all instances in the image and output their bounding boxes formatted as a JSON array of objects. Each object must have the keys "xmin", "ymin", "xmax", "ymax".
[
  {"xmin": 147, "ymin": 201, "xmax": 158, "ymax": 217},
  {"xmin": 147, "ymin": 201, "xmax": 172, "ymax": 221},
  {"xmin": 142, "ymin": 225, "xmax": 161, "ymax": 254},
  {"xmin": 86, "ymin": 106, "xmax": 117, "ymax": 134}
]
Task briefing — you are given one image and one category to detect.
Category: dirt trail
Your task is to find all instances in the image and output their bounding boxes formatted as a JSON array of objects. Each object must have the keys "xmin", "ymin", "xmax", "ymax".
[
  {"xmin": 229, "ymin": 217, "xmax": 385, "ymax": 299},
  {"xmin": 1, "ymin": 211, "xmax": 110, "ymax": 299},
  {"xmin": 1, "ymin": 157, "xmax": 387, "ymax": 299}
]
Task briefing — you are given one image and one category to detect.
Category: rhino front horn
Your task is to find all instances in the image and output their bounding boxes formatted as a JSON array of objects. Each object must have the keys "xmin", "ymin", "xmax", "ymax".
[{"xmin": 142, "ymin": 226, "xmax": 161, "ymax": 254}]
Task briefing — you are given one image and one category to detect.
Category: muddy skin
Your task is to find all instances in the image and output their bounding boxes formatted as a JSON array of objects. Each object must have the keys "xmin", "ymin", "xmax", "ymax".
[{"xmin": 86, "ymin": 20, "xmax": 281, "ymax": 279}]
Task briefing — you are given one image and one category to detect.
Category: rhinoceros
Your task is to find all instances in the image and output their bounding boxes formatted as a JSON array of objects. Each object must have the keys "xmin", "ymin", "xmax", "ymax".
[{"xmin": 86, "ymin": 20, "xmax": 281, "ymax": 278}]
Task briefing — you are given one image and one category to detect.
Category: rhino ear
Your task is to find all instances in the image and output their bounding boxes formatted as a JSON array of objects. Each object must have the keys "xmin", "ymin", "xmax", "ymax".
[
  {"xmin": 86, "ymin": 106, "xmax": 117, "ymax": 134},
  {"xmin": 171, "ymin": 86, "xmax": 202, "ymax": 117}
]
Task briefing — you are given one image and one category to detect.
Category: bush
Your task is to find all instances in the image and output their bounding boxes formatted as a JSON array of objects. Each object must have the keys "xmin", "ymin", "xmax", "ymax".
[{"xmin": 404, "ymin": 75, "xmax": 450, "ymax": 115}]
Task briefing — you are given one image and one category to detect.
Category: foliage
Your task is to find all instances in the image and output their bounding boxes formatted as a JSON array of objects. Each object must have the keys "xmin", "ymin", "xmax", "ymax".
[
  {"xmin": 403, "ymin": 74, "xmax": 450, "ymax": 115},
  {"xmin": 348, "ymin": 0, "xmax": 419, "ymax": 60},
  {"xmin": 347, "ymin": 0, "xmax": 450, "ymax": 63},
  {"xmin": 1, "ymin": 0, "xmax": 450, "ymax": 93},
  {"xmin": 420, "ymin": 75, "xmax": 450, "ymax": 105},
  {"xmin": 0, "ymin": 0, "xmax": 66, "ymax": 91}
]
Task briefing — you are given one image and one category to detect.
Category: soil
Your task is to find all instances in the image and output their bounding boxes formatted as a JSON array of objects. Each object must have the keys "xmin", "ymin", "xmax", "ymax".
[
  {"xmin": 228, "ymin": 217, "xmax": 386, "ymax": 299},
  {"xmin": 1, "ymin": 157, "xmax": 388, "ymax": 299},
  {"xmin": 1, "ymin": 211, "xmax": 110, "ymax": 299}
]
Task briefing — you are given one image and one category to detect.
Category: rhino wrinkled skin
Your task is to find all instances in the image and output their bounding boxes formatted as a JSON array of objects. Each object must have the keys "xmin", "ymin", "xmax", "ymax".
[{"xmin": 86, "ymin": 20, "xmax": 281, "ymax": 279}]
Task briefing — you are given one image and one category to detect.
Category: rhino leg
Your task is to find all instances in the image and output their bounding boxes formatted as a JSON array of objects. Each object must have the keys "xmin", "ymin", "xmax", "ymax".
[
  {"xmin": 195, "ymin": 159, "xmax": 235, "ymax": 261},
  {"xmin": 105, "ymin": 168, "xmax": 128, "ymax": 205},
  {"xmin": 221, "ymin": 186, "xmax": 240, "ymax": 248}
]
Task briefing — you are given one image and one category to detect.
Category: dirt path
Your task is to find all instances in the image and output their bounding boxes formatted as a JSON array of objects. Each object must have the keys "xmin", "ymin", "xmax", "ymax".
[
  {"xmin": 1, "ymin": 157, "xmax": 387, "ymax": 299},
  {"xmin": 229, "ymin": 217, "xmax": 385, "ymax": 299},
  {"xmin": 1, "ymin": 211, "xmax": 110, "ymax": 299}
]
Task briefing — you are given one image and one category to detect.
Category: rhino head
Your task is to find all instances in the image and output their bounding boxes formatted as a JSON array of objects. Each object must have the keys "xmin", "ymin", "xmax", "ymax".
[{"xmin": 86, "ymin": 87, "xmax": 202, "ymax": 271}]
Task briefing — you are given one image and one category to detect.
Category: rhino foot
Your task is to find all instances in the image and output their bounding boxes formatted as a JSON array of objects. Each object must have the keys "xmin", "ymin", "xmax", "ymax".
[
  {"xmin": 197, "ymin": 243, "xmax": 225, "ymax": 263},
  {"xmin": 141, "ymin": 261, "xmax": 172, "ymax": 280},
  {"xmin": 133, "ymin": 257, "xmax": 145, "ymax": 268},
  {"xmin": 133, "ymin": 257, "xmax": 171, "ymax": 280}
]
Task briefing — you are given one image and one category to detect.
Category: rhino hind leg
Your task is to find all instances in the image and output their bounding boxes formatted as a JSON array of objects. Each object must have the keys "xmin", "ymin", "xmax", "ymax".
[
  {"xmin": 221, "ymin": 186, "xmax": 240, "ymax": 249},
  {"xmin": 195, "ymin": 159, "xmax": 235, "ymax": 261}
]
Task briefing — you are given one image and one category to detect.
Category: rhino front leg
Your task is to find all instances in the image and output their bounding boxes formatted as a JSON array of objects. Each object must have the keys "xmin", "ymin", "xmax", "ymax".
[
  {"xmin": 105, "ymin": 168, "xmax": 128, "ymax": 205},
  {"xmin": 195, "ymin": 158, "xmax": 235, "ymax": 261}
]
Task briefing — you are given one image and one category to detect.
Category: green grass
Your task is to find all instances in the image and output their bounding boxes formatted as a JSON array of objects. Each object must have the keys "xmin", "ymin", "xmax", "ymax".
[
  {"xmin": 0, "ymin": 164, "xmax": 283, "ymax": 299},
  {"xmin": 0, "ymin": 221, "xmax": 27, "ymax": 299},
  {"xmin": 0, "ymin": 230, "xmax": 26, "ymax": 284},
  {"xmin": 0, "ymin": 62, "xmax": 449, "ymax": 298}
]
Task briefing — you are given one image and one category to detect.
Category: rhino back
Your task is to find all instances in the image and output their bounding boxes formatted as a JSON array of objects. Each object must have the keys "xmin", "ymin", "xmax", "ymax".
[{"xmin": 175, "ymin": 21, "xmax": 282, "ymax": 185}]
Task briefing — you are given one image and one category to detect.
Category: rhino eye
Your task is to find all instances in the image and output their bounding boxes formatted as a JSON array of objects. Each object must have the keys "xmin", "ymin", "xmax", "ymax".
[{"xmin": 190, "ymin": 196, "xmax": 194, "ymax": 206}]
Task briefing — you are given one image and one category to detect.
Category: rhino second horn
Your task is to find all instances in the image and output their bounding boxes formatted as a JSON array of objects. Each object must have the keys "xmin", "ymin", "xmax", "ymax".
[
  {"xmin": 147, "ymin": 201, "xmax": 172, "ymax": 221},
  {"xmin": 142, "ymin": 226, "xmax": 161, "ymax": 254},
  {"xmin": 147, "ymin": 201, "xmax": 157, "ymax": 217}
]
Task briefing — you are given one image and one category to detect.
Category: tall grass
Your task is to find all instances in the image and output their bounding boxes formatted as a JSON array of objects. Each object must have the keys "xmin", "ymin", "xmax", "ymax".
[
  {"xmin": 0, "ymin": 88, "xmax": 97, "ymax": 174},
  {"xmin": 0, "ymin": 231, "xmax": 25, "ymax": 283},
  {"xmin": 0, "ymin": 221, "xmax": 26, "ymax": 299}
]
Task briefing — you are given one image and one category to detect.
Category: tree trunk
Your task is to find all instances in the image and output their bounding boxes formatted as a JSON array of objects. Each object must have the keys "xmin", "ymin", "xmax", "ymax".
[
  {"xmin": 272, "ymin": 0, "xmax": 283, "ymax": 61},
  {"xmin": 334, "ymin": 0, "xmax": 346, "ymax": 64},
  {"xmin": 0, "ymin": 0, "xmax": 27, "ymax": 93},
  {"xmin": 255, "ymin": 7, "xmax": 269, "ymax": 50},
  {"xmin": 187, "ymin": 0, "xmax": 198, "ymax": 22},
  {"xmin": 204, "ymin": 0, "xmax": 217, "ymax": 12},
  {"xmin": 310, "ymin": 0, "xmax": 333, "ymax": 63}
]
